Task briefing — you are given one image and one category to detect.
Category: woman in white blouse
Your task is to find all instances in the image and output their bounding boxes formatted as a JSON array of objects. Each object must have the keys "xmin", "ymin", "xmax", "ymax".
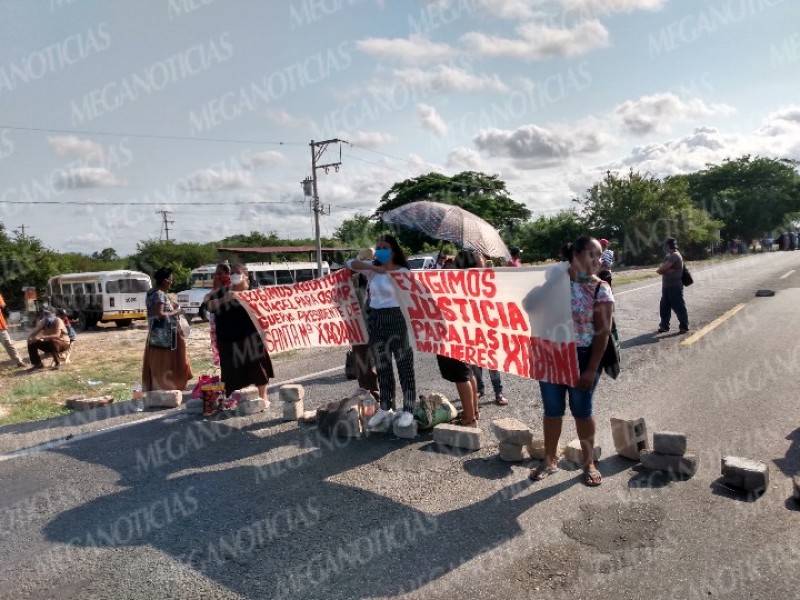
[{"xmin": 348, "ymin": 234, "xmax": 417, "ymax": 430}]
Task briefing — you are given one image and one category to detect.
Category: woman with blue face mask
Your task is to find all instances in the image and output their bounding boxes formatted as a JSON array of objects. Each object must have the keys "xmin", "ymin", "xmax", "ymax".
[
  {"xmin": 347, "ymin": 234, "xmax": 417, "ymax": 431},
  {"xmin": 530, "ymin": 236, "xmax": 614, "ymax": 487}
]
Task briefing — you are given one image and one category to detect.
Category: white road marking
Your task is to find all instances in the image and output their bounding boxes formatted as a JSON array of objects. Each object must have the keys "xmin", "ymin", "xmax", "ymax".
[
  {"xmin": 267, "ymin": 365, "xmax": 343, "ymax": 389},
  {"xmin": 615, "ymin": 263, "xmax": 730, "ymax": 296},
  {"xmin": 780, "ymin": 269, "xmax": 795, "ymax": 279}
]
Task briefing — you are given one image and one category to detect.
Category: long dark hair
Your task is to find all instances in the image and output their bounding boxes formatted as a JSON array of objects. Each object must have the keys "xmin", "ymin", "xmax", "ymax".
[
  {"xmin": 560, "ymin": 236, "xmax": 596, "ymax": 263},
  {"xmin": 454, "ymin": 249, "xmax": 477, "ymax": 269},
  {"xmin": 377, "ymin": 234, "xmax": 410, "ymax": 269}
]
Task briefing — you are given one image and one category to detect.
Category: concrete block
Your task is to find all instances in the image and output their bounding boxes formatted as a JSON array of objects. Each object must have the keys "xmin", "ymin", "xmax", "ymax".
[
  {"xmin": 793, "ymin": 476, "xmax": 800, "ymax": 501},
  {"xmin": 499, "ymin": 442, "xmax": 526, "ymax": 462},
  {"xmin": 491, "ymin": 418, "xmax": 534, "ymax": 446},
  {"xmin": 238, "ymin": 398, "xmax": 266, "ymax": 416},
  {"xmin": 185, "ymin": 398, "xmax": 203, "ymax": 414},
  {"xmin": 721, "ymin": 456, "xmax": 769, "ymax": 492},
  {"xmin": 144, "ymin": 390, "xmax": 183, "ymax": 408},
  {"xmin": 65, "ymin": 395, "xmax": 113, "ymax": 411},
  {"xmin": 392, "ymin": 418, "xmax": 419, "ymax": 439},
  {"xmin": 640, "ymin": 450, "xmax": 698, "ymax": 477},
  {"xmin": 526, "ymin": 438, "xmax": 546, "ymax": 461},
  {"xmin": 610, "ymin": 416, "xmax": 649, "ymax": 460},
  {"xmin": 302, "ymin": 410, "xmax": 317, "ymax": 424},
  {"xmin": 283, "ymin": 398, "xmax": 304, "ymax": 421},
  {"xmin": 233, "ymin": 386, "xmax": 260, "ymax": 402},
  {"xmin": 433, "ymin": 424, "xmax": 483, "ymax": 451},
  {"xmin": 279, "ymin": 384, "xmax": 305, "ymax": 403},
  {"xmin": 653, "ymin": 431, "xmax": 687, "ymax": 456},
  {"xmin": 563, "ymin": 439, "xmax": 601, "ymax": 466}
]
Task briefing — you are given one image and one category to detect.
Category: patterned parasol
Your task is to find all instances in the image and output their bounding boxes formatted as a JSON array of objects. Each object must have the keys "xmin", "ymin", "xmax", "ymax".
[{"xmin": 381, "ymin": 201, "xmax": 510, "ymax": 259}]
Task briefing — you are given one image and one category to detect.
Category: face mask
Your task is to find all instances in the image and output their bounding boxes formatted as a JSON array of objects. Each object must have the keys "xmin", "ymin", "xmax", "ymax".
[
  {"xmin": 374, "ymin": 248, "xmax": 391, "ymax": 264},
  {"xmin": 230, "ymin": 274, "xmax": 244, "ymax": 285}
]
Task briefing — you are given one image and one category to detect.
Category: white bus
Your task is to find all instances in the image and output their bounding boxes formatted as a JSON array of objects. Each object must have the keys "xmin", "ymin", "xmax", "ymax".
[
  {"xmin": 177, "ymin": 261, "xmax": 331, "ymax": 322},
  {"xmin": 47, "ymin": 270, "xmax": 152, "ymax": 329}
]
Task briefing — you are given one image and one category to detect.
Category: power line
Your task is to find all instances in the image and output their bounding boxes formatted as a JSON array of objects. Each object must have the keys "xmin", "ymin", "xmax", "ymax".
[
  {"xmin": 0, "ymin": 124, "xmax": 305, "ymax": 147},
  {"xmin": 0, "ymin": 199, "xmax": 301, "ymax": 205}
]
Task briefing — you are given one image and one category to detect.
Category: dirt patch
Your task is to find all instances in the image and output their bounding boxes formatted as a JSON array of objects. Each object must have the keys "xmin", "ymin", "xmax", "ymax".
[
  {"xmin": 562, "ymin": 501, "xmax": 665, "ymax": 556},
  {"xmin": 512, "ymin": 540, "xmax": 590, "ymax": 592}
]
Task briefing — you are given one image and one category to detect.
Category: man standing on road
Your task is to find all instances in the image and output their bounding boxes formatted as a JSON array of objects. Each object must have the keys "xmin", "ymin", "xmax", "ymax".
[
  {"xmin": 598, "ymin": 238, "xmax": 614, "ymax": 286},
  {"xmin": 0, "ymin": 293, "xmax": 25, "ymax": 367},
  {"xmin": 656, "ymin": 237, "xmax": 689, "ymax": 334}
]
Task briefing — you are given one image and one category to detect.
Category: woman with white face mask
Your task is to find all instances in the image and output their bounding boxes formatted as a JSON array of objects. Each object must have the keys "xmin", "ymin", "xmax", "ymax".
[
  {"xmin": 206, "ymin": 263, "xmax": 274, "ymax": 405},
  {"xmin": 348, "ymin": 234, "xmax": 417, "ymax": 431}
]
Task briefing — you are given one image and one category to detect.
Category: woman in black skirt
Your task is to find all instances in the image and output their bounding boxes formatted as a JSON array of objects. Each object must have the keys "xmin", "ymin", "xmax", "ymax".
[{"xmin": 206, "ymin": 263, "xmax": 274, "ymax": 400}]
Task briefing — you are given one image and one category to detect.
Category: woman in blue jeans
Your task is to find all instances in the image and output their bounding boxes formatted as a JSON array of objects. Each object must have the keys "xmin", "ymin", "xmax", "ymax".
[{"xmin": 530, "ymin": 236, "xmax": 614, "ymax": 487}]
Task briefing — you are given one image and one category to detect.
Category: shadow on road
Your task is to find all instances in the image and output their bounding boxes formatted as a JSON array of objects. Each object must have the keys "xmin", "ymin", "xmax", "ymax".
[{"xmin": 42, "ymin": 413, "xmax": 580, "ymax": 599}]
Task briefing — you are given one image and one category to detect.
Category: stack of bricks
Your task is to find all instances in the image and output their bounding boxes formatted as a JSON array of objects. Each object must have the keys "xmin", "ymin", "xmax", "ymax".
[
  {"xmin": 491, "ymin": 418, "xmax": 534, "ymax": 462},
  {"xmin": 640, "ymin": 431, "xmax": 698, "ymax": 478},
  {"xmin": 610, "ymin": 416, "xmax": 649, "ymax": 460},
  {"xmin": 721, "ymin": 456, "xmax": 769, "ymax": 494},
  {"xmin": 280, "ymin": 384, "xmax": 304, "ymax": 421}
]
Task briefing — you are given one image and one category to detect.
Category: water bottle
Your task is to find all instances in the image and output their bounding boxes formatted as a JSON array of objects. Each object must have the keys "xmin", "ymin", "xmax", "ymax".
[
  {"xmin": 362, "ymin": 395, "xmax": 376, "ymax": 418},
  {"xmin": 131, "ymin": 383, "xmax": 144, "ymax": 412}
]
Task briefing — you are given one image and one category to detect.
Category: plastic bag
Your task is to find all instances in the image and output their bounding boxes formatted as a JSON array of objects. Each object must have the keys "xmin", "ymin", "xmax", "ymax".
[
  {"xmin": 178, "ymin": 314, "xmax": 191, "ymax": 338},
  {"xmin": 414, "ymin": 393, "xmax": 458, "ymax": 429}
]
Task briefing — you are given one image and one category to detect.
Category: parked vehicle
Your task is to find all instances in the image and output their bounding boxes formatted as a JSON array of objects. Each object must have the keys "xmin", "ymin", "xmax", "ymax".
[
  {"xmin": 407, "ymin": 254, "xmax": 438, "ymax": 270},
  {"xmin": 47, "ymin": 270, "xmax": 151, "ymax": 329},
  {"xmin": 177, "ymin": 261, "xmax": 331, "ymax": 322}
]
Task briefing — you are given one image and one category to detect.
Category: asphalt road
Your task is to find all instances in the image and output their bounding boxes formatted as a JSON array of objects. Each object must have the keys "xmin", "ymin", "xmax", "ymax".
[{"xmin": 1, "ymin": 251, "xmax": 800, "ymax": 600}]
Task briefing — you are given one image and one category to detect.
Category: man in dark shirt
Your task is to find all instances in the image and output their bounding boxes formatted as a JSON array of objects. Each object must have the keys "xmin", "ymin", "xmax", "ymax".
[{"xmin": 656, "ymin": 237, "xmax": 689, "ymax": 334}]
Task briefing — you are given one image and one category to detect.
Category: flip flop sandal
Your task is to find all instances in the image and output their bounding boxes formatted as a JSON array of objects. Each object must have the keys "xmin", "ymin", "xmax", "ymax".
[
  {"xmin": 529, "ymin": 465, "xmax": 559, "ymax": 481},
  {"xmin": 583, "ymin": 469, "xmax": 602, "ymax": 487}
]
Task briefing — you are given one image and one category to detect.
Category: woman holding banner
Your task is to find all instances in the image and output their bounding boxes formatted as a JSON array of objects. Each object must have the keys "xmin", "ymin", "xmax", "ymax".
[
  {"xmin": 348, "ymin": 234, "xmax": 417, "ymax": 431},
  {"xmin": 206, "ymin": 263, "xmax": 274, "ymax": 401},
  {"xmin": 530, "ymin": 236, "xmax": 613, "ymax": 487},
  {"xmin": 436, "ymin": 250, "xmax": 480, "ymax": 427}
]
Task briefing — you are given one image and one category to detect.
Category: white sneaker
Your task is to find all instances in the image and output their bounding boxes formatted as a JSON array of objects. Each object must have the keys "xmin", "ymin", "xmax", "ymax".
[
  {"xmin": 367, "ymin": 408, "xmax": 391, "ymax": 430},
  {"xmin": 396, "ymin": 411, "xmax": 414, "ymax": 428}
]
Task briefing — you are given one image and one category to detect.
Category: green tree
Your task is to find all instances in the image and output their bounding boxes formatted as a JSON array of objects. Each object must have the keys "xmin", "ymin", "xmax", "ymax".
[
  {"xmin": 376, "ymin": 171, "xmax": 530, "ymax": 253},
  {"xmin": 127, "ymin": 240, "xmax": 217, "ymax": 291},
  {"xmin": 0, "ymin": 225, "xmax": 63, "ymax": 309},
  {"xmin": 577, "ymin": 170, "xmax": 723, "ymax": 263},
  {"xmin": 91, "ymin": 247, "xmax": 120, "ymax": 262},
  {"xmin": 678, "ymin": 156, "xmax": 800, "ymax": 241},
  {"xmin": 516, "ymin": 208, "xmax": 587, "ymax": 262},
  {"xmin": 332, "ymin": 214, "xmax": 380, "ymax": 249}
]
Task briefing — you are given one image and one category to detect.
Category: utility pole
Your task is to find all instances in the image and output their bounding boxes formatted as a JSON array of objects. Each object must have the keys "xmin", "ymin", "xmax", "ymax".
[
  {"xmin": 156, "ymin": 210, "xmax": 174, "ymax": 242},
  {"xmin": 303, "ymin": 138, "xmax": 344, "ymax": 277},
  {"xmin": 15, "ymin": 224, "xmax": 27, "ymax": 240}
]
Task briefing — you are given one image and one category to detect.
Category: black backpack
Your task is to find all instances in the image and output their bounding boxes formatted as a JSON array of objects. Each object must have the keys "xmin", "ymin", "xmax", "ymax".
[{"xmin": 316, "ymin": 397, "xmax": 361, "ymax": 438}]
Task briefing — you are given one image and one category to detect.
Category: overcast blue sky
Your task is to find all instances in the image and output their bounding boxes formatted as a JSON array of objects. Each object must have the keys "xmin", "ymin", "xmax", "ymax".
[{"xmin": 1, "ymin": 0, "xmax": 799, "ymax": 255}]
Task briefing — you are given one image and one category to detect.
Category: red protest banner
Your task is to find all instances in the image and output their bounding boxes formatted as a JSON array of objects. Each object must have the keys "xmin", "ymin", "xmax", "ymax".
[
  {"xmin": 236, "ymin": 269, "xmax": 367, "ymax": 355},
  {"xmin": 390, "ymin": 265, "xmax": 579, "ymax": 386}
]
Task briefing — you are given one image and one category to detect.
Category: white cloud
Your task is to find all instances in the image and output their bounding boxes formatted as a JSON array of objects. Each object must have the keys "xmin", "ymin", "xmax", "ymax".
[
  {"xmin": 344, "ymin": 131, "xmax": 397, "ymax": 148},
  {"xmin": 446, "ymin": 147, "xmax": 483, "ymax": 170},
  {"xmin": 48, "ymin": 136, "xmax": 104, "ymax": 161},
  {"xmin": 561, "ymin": 0, "xmax": 666, "ymax": 17},
  {"xmin": 473, "ymin": 121, "xmax": 613, "ymax": 166},
  {"xmin": 394, "ymin": 64, "xmax": 508, "ymax": 93},
  {"xmin": 55, "ymin": 167, "xmax": 123, "ymax": 188},
  {"xmin": 462, "ymin": 20, "xmax": 609, "ymax": 61},
  {"xmin": 62, "ymin": 232, "xmax": 113, "ymax": 251},
  {"xmin": 355, "ymin": 36, "xmax": 456, "ymax": 63},
  {"xmin": 604, "ymin": 107, "xmax": 800, "ymax": 178},
  {"xmin": 177, "ymin": 169, "xmax": 259, "ymax": 191},
  {"xmin": 614, "ymin": 93, "xmax": 736, "ymax": 135},
  {"xmin": 475, "ymin": 0, "xmax": 536, "ymax": 19},
  {"xmin": 265, "ymin": 108, "xmax": 311, "ymax": 129},
  {"xmin": 247, "ymin": 150, "xmax": 290, "ymax": 168},
  {"xmin": 418, "ymin": 104, "xmax": 448, "ymax": 137}
]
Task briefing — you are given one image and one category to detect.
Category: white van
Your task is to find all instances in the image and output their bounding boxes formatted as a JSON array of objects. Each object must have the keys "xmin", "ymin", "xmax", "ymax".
[
  {"xmin": 177, "ymin": 261, "xmax": 331, "ymax": 321},
  {"xmin": 47, "ymin": 270, "xmax": 151, "ymax": 328},
  {"xmin": 407, "ymin": 255, "xmax": 438, "ymax": 270}
]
